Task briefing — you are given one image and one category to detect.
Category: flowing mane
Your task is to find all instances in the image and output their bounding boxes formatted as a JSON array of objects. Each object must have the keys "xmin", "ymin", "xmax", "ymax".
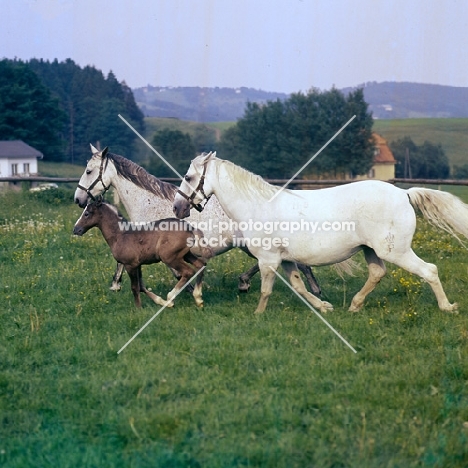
[
  {"xmin": 108, "ymin": 152, "xmax": 177, "ymax": 201},
  {"xmin": 215, "ymin": 158, "xmax": 283, "ymax": 201}
]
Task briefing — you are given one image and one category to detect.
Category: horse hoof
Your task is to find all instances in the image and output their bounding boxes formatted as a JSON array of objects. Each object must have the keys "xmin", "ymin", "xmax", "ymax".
[
  {"xmin": 320, "ymin": 301, "xmax": 333, "ymax": 313},
  {"xmin": 110, "ymin": 283, "xmax": 121, "ymax": 291},
  {"xmin": 443, "ymin": 302, "xmax": 459, "ymax": 314},
  {"xmin": 238, "ymin": 283, "xmax": 251, "ymax": 293}
]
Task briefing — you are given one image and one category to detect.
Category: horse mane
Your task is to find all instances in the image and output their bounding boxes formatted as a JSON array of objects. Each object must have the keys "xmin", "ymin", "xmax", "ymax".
[
  {"xmin": 214, "ymin": 158, "xmax": 282, "ymax": 200},
  {"xmin": 107, "ymin": 152, "xmax": 177, "ymax": 201},
  {"xmin": 102, "ymin": 201, "xmax": 126, "ymax": 221}
]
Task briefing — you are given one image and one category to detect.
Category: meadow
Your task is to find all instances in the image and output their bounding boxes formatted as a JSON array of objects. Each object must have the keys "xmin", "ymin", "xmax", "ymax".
[
  {"xmin": 373, "ymin": 118, "xmax": 468, "ymax": 169},
  {"xmin": 1, "ymin": 188, "xmax": 468, "ymax": 467}
]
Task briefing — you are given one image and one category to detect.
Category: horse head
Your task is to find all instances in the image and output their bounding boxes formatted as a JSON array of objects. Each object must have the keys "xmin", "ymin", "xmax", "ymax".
[
  {"xmin": 74, "ymin": 145, "xmax": 114, "ymax": 207},
  {"xmin": 173, "ymin": 151, "xmax": 216, "ymax": 219}
]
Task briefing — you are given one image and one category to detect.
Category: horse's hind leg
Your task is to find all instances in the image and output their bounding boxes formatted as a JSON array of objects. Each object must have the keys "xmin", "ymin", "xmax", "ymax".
[
  {"xmin": 184, "ymin": 253, "xmax": 206, "ymax": 307},
  {"xmin": 126, "ymin": 267, "xmax": 142, "ymax": 308},
  {"xmin": 297, "ymin": 263, "xmax": 322, "ymax": 297},
  {"xmin": 110, "ymin": 262, "xmax": 125, "ymax": 291},
  {"xmin": 281, "ymin": 261, "xmax": 333, "ymax": 313},
  {"xmin": 238, "ymin": 262, "xmax": 259, "ymax": 292},
  {"xmin": 239, "ymin": 261, "xmax": 322, "ymax": 297},
  {"xmin": 349, "ymin": 247, "xmax": 386, "ymax": 312},
  {"xmin": 385, "ymin": 249, "xmax": 458, "ymax": 313},
  {"xmin": 166, "ymin": 261, "xmax": 198, "ymax": 306}
]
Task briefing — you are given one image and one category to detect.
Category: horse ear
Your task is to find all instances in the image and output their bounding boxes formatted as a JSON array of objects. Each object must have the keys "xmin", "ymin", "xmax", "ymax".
[
  {"xmin": 90, "ymin": 144, "xmax": 99, "ymax": 155},
  {"xmin": 202, "ymin": 151, "xmax": 215, "ymax": 165}
]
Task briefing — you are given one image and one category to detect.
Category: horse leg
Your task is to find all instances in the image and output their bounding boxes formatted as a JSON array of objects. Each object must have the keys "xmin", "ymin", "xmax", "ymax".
[
  {"xmin": 238, "ymin": 262, "xmax": 259, "ymax": 292},
  {"xmin": 184, "ymin": 253, "xmax": 206, "ymax": 307},
  {"xmin": 297, "ymin": 263, "xmax": 322, "ymax": 297},
  {"xmin": 127, "ymin": 267, "xmax": 142, "ymax": 308},
  {"xmin": 166, "ymin": 262, "xmax": 197, "ymax": 306},
  {"xmin": 383, "ymin": 249, "xmax": 458, "ymax": 313},
  {"xmin": 349, "ymin": 247, "xmax": 386, "ymax": 312},
  {"xmin": 239, "ymin": 261, "xmax": 322, "ymax": 297},
  {"xmin": 171, "ymin": 267, "xmax": 194, "ymax": 293},
  {"xmin": 254, "ymin": 260, "xmax": 282, "ymax": 314},
  {"xmin": 110, "ymin": 262, "xmax": 125, "ymax": 291},
  {"xmin": 139, "ymin": 266, "xmax": 173, "ymax": 308},
  {"xmin": 281, "ymin": 261, "xmax": 333, "ymax": 313}
]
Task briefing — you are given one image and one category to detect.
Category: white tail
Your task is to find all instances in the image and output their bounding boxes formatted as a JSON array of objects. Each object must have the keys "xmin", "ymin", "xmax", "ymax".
[{"xmin": 407, "ymin": 187, "xmax": 468, "ymax": 246}]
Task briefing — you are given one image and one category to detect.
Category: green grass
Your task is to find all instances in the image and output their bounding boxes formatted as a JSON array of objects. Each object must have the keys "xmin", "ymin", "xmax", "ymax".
[
  {"xmin": 374, "ymin": 118, "xmax": 468, "ymax": 169},
  {"xmin": 1, "ymin": 189, "xmax": 468, "ymax": 467},
  {"xmin": 38, "ymin": 161, "xmax": 85, "ymax": 178}
]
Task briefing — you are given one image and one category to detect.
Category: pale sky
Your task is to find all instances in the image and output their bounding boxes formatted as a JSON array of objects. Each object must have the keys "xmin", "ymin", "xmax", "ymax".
[{"xmin": 2, "ymin": 0, "xmax": 468, "ymax": 93}]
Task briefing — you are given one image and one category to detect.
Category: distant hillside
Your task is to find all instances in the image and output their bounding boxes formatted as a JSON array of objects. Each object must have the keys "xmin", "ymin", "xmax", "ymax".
[
  {"xmin": 342, "ymin": 82, "xmax": 468, "ymax": 119},
  {"xmin": 133, "ymin": 86, "xmax": 288, "ymax": 122},
  {"xmin": 373, "ymin": 118, "xmax": 468, "ymax": 169},
  {"xmin": 134, "ymin": 82, "xmax": 468, "ymax": 122}
]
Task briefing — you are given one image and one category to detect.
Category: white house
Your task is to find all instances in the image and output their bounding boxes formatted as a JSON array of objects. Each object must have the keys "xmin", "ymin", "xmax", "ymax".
[{"xmin": 0, "ymin": 140, "xmax": 43, "ymax": 178}]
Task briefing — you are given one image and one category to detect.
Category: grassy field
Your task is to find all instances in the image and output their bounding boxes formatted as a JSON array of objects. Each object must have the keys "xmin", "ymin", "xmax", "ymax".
[
  {"xmin": 373, "ymin": 119, "xmax": 468, "ymax": 169},
  {"xmin": 1, "ymin": 188, "xmax": 468, "ymax": 466}
]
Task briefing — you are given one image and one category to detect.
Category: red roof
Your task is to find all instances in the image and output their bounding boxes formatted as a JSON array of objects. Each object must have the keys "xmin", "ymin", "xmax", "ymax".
[{"xmin": 373, "ymin": 133, "xmax": 396, "ymax": 164}]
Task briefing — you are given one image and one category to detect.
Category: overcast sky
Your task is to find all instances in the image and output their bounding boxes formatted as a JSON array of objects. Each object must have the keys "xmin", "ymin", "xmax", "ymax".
[{"xmin": 2, "ymin": 0, "xmax": 468, "ymax": 93}]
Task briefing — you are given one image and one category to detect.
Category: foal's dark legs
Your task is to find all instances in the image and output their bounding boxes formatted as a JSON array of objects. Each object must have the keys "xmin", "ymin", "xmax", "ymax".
[
  {"xmin": 111, "ymin": 261, "xmax": 194, "ymax": 294},
  {"xmin": 111, "ymin": 262, "xmax": 125, "ymax": 291}
]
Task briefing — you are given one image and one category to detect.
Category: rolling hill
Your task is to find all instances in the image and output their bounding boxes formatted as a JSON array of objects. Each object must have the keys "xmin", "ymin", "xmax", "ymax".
[{"xmin": 134, "ymin": 82, "xmax": 468, "ymax": 122}]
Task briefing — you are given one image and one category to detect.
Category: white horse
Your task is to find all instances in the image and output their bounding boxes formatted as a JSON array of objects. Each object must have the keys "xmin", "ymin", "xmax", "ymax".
[
  {"xmin": 74, "ymin": 146, "xmax": 322, "ymax": 295},
  {"xmin": 173, "ymin": 152, "xmax": 468, "ymax": 314}
]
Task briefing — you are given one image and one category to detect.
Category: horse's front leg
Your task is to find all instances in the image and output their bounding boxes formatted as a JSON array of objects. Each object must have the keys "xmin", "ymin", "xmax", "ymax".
[
  {"xmin": 255, "ymin": 260, "xmax": 282, "ymax": 314},
  {"xmin": 110, "ymin": 262, "xmax": 124, "ymax": 291}
]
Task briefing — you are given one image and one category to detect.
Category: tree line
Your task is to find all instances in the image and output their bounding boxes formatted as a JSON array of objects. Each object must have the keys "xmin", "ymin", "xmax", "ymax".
[
  {"xmin": 0, "ymin": 58, "xmax": 144, "ymax": 163},
  {"xmin": 148, "ymin": 88, "xmax": 456, "ymax": 181},
  {"xmin": 147, "ymin": 88, "xmax": 376, "ymax": 179}
]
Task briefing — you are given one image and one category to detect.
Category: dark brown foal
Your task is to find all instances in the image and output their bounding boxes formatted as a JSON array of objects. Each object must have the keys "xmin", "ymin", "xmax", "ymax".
[{"xmin": 73, "ymin": 201, "xmax": 208, "ymax": 308}]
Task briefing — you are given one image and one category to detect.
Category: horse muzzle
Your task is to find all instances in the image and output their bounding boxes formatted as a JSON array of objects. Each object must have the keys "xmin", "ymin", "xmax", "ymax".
[
  {"xmin": 73, "ymin": 225, "xmax": 84, "ymax": 236},
  {"xmin": 173, "ymin": 198, "xmax": 191, "ymax": 219}
]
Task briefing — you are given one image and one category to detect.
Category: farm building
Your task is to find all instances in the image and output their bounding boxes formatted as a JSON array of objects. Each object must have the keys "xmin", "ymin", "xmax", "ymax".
[
  {"xmin": 0, "ymin": 140, "xmax": 43, "ymax": 189},
  {"xmin": 302, "ymin": 133, "xmax": 396, "ymax": 184},
  {"xmin": 353, "ymin": 133, "xmax": 397, "ymax": 181}
]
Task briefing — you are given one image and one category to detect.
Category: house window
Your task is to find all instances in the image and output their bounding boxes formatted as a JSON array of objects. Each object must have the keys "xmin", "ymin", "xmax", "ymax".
[
  {"xmin": 23, "ymin": 163, "xmax": 30, "ymax": 174},
  {"xmin": 368, "ymin": 168, "xmax": 375, "ymax": 178},
  {"xmin": 11, "ymin": 163, "xmax": 18, "ymax": 176}
]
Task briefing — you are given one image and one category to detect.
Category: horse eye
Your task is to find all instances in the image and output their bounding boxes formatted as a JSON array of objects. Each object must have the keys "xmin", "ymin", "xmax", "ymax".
[
  {"xmin": 184, "ymin": 175, "xmax": 191, "ymax": 182},
  {"xmin": 86, "ymin": 170, "xmax": 92, "ymax": 175},
  {"xmin": 84, "ymin": 211, "xmax": 89, "ymax": 217}
]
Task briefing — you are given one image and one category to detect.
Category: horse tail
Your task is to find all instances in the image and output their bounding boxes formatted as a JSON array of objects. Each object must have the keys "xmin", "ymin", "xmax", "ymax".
[
  {"xmin": 189, "ymin": 228, "xmax": 214, "ymax": 259},
  {"xmin": 407, "ymin": 187, "xmax": 468, "ymax": 245},
  {"xmin": 333, "ymin": 258, "xmax": 361, "ymax": 278}
]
